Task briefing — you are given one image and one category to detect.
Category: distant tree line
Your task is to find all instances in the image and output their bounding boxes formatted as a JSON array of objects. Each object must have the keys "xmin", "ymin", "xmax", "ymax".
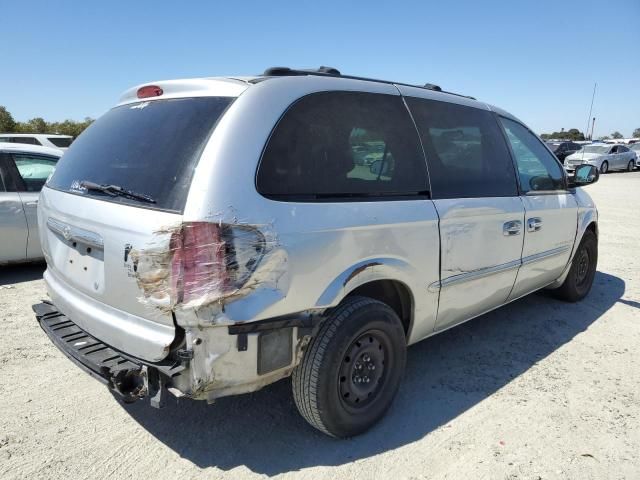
[
  {"xmin": 540, "ymin": 128, "xmax": 586, "ymax": 141},
  {"xmin": 0, "ymin": 105, "xmax": 93, "ymax": 138},
  {"xmin": 541, "ymin": 127, "xmax": 640, "ymax": 141}
]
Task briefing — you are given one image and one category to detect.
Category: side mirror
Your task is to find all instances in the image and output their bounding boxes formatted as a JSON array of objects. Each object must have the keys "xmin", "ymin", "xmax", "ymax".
[{"xmin": 570, "ymin": 164, "xmax": 599, "ymax": 187}]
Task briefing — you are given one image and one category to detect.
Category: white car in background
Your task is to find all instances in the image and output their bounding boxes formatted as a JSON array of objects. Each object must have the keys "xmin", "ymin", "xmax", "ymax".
[
  {"xmin": 0, "ymin": 133, "xmax": 73, "ymax": 150},
  {"xmin": 565, "ymin": 143, "xmax": 637, "ymax": 174},
  {"xmin": 0, "ymin": 143, "xmax": 62, "ymax": 264}
]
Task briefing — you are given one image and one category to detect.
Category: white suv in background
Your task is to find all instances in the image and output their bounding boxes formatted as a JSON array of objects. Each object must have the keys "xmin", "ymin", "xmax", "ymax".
[
  {"xmin": 0, "ymin": 133, "xmax": 73, "ymax": 150},
  {"xmin": 32, "ymin": 67, "xmax": 600, "ymax": 437}
]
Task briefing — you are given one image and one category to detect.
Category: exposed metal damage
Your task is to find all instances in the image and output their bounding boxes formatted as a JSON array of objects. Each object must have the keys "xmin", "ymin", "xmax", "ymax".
[
  {"xmin": 115, "ymin": 215, "xmax": 298, "ymax": 402},
  {"xmin": 127, "ymin": 217, "xmax": 286, "ymax": 317}
]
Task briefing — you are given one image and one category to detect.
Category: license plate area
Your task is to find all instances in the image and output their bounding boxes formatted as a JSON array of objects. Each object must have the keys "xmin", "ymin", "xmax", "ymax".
[{"xmin": 47, "ymin": 218, "xmax": 105, "ymax": 295}]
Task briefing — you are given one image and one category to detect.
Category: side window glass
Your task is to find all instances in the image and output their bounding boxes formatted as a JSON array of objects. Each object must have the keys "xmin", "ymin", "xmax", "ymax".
[
  {"xmin": 347, "ymin": 128, "xmax": 395, "ymax": 181},
  {"xmin": 499, "ymin": 118, "xmax": 564, "ymax": 193},
  {"xmin": 13, "ymin": 155, "xmax": 59, "ymax": 192},
  {"xmin": 257, "ymin": 92, "xmax": 428, "ymax": 199},
  {"xmin": 405, "ymin": 97, "xmax": 517, "ymax": 199},
  {"xmin": 11, "ymin": 137, "xmax": 41, "ymax": 145}
]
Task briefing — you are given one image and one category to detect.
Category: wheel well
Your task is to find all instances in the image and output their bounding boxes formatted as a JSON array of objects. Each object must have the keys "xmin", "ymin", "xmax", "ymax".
[
  {"xmin": 586, "ymin": 221, "xmax": 597, "ymax": 238},
  {"xmin": 345, "ymin": 280, "xmax": 413, "ymax": 338}
]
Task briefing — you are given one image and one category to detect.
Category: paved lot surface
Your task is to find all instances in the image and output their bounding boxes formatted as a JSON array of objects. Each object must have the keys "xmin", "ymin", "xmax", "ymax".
[{"xmin": 1, "ymin": 172, "xmax": 639, "ymax": 480}]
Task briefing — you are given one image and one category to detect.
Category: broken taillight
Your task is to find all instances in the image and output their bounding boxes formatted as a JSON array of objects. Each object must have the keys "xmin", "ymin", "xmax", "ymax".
[{"xmin": 169, "ymin": 222, "xmax": 265, "ymax": 307}]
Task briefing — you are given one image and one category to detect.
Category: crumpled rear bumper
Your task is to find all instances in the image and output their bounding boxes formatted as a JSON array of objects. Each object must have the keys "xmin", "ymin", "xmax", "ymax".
[{"xmin": 32, "ymin": 301, "xmax": 184, "ymax": 406}]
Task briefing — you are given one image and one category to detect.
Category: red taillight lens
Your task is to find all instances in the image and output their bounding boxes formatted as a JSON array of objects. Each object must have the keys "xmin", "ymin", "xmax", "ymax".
[
  {"xmin": 168, "ymin": 222, "xmax": 265, "ymax": 308},
  {"xmin": 170, "ymin": 222, "xmax": 227, "ymax": 305},
  {"xmin": 133, "ymin": 222, "xmax": 265, "ymax": 309},
  {"xmin": 137, "ymin": 85, "xmax": 163, "ymax": 99}
]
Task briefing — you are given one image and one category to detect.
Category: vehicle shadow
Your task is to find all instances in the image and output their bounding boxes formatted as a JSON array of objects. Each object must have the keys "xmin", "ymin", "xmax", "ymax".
[
  {"xmin": 0, "ymin": 262, "xmax": 46, "ymax": 285},
  {"xmin": 121, "ymin": 271, "xmax": 624, "ymax": 475}
]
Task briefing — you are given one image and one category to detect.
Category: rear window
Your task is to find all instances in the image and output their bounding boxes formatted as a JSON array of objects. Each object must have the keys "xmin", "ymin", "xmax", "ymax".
[
  {"xmin": 48, "ymin": 137, "xmax": 73, "ymax": 148},
  {"xmin": 257, "ymin": 91, "xmax": 429, "ymax": 200},
  {"xmin": 47, "ymin": 97, "xmax": 233, "ymax": 212}
]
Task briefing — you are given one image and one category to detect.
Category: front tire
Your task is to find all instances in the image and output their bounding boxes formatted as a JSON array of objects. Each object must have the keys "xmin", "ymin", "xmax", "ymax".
[
  {"xmin": 600, "ymin": 161, "xmax": 609, "ymax": 174},
  {"xmin": 552, "ymin": 230, "xmax": 598, "ymax": 302},
  {"xmin": 292, "ymin": 296, "xmax": 406, "ymax": 437},
  {"xmin": 627, "ymin": 160, "xmax": 635, "ymax": 172}
]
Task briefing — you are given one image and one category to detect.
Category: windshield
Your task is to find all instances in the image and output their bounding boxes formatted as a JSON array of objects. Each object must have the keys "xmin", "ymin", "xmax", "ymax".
[
  {"xmin": 630, "ymin": 143, "xmax": 640, "ymax": 151},
  {"xmin": 546, "ymin": 142, "xmax": 561, "ymax": 151},
  {"xmin": 579, "ymin": 145, "xmax": 610, "ymax": 154},
  {"xmin": 47, "ymin": 96, "xmax": 234, "ymax": 212}
]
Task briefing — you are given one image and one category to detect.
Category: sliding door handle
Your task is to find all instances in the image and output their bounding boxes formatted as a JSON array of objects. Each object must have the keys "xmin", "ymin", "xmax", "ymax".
[
  {"xmin": 503, "ymin": 220, "xmax": 522, "ymax": 236},
  {"xmin": 527, "ymin": 217, "xmax": 542, "ymax": 232}
]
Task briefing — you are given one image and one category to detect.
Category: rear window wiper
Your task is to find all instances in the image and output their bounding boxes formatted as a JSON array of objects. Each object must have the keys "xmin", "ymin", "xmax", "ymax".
[{"xmin": 79, "ymin": 180, "xmax": 156, "ymax": 204}]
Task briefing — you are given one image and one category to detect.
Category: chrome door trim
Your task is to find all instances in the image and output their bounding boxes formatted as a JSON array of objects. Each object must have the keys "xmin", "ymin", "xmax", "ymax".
[
  {"xmin": 521, "ymin": 245, "xmax": 570, "ymax": 266},
  {"xmin": 428, "ymin": 258, "xmax": 522, "ymax": 292},
  {"xmin": 429, "ymin": 245, "xmax": 572, "ymax": 292},
  {"xmin": 46, "ymin": 217, "xmax": 104, "ymax": 249}
]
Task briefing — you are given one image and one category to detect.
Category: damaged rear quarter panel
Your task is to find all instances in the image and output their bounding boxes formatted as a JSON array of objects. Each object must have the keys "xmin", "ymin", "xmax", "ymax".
[{"xmin": 130, "ymin": 216, "xmax": 289, "ymax": 325}]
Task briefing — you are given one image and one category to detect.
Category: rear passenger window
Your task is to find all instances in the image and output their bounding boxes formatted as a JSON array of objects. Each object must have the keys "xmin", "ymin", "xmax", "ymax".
[
  {"xmin": 405, "ymin": 98, "xmax": 517, "ymax": 199},
  {"xmin": 499, "ymin": 118, "xmax": 565, "ymax": 192},
  {"xmin": 257, "ymin": 92, "xmax": 429, "ymax": 199},
  {"xmin": 13, "ymin": 155, "xmax": 59, "ymax": 192}
]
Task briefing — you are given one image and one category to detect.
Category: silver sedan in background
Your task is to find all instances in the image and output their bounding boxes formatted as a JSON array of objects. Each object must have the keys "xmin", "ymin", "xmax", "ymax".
[
  {"xmin": 630, "ymin": 143, "xmax": 640, "ymax": 169},
  {"xmin": 0, "ymin": 143, "xmax": 62, "ymax": 264},
  {"xmin": 565, "ymin": 143, "xmax": 637, "ymax": 174}
]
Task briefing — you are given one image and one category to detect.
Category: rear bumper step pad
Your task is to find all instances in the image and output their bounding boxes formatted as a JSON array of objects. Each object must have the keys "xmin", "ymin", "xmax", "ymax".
[{"xmin": 32, "ymin": 301, "xmax": 183, "ymax": 403}]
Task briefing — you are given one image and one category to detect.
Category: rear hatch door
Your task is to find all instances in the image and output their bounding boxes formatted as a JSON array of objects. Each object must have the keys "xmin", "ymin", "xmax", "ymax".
[{"xmin": 40, "ymin": 95, "xmax": 235, "ymax": 361}]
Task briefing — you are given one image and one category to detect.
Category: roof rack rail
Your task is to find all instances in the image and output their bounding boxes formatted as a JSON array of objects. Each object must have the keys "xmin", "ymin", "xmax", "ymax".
[{"xmin": 261, "ymin": 66, "xmax": 475, "ymax": 100}]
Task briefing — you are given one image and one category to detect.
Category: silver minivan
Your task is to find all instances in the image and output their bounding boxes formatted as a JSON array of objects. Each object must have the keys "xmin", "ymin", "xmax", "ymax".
[{"xmin": 33, "ymin": 67, "xmax": 600, "ymax": 437}]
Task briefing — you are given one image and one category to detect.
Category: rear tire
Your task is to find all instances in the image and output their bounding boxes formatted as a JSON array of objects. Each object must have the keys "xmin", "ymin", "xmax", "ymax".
[
  {"xmin": 292, "ymin": 296, "xmax": 406, "ymax": 438},
  {"xmin": 552, "ymin": 230, "xmax": 598, "ymax": 302},
  {"xmin": 600, "ymin": 161, "xmax": 609, "ymax": 174}
]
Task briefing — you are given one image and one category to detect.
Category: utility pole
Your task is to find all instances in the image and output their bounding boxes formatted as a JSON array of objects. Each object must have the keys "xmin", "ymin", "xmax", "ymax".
[
  {"xmin": 585, "ymin": 82, "xmax": 597, "ymax": 141},
  {"xmin": 590, "ymin": 117, "xmax": 596, "ymax": 141}
]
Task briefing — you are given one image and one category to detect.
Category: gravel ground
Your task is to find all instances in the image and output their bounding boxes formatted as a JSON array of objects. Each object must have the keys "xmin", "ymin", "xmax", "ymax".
[{"xmin": 1, "ymin": 172, "xmax": 639, "ymax": 480}]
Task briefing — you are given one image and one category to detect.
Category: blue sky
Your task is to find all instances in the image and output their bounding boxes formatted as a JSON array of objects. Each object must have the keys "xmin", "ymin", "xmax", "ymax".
[{"xmin": 1, "ymin": 0, "xmax": 639, "ymax": 137}]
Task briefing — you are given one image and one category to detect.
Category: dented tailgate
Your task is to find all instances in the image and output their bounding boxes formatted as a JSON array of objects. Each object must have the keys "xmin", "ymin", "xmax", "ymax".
[{"xmin": 38, "ymin": 188, "xmax": 179, "ymax": 362}]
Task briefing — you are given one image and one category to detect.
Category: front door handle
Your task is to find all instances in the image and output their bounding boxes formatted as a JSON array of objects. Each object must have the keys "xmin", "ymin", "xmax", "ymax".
[
  {"xmin": 25, "ymin": 200, "xmax": 39, "ymax": 207},
  {"xmin": 527, "ymin": 217, "xmax": 542, "ymax": 232},
  {"xmin": 503, "ymin": 220, "xmax": 522, "ymax": 236}
]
